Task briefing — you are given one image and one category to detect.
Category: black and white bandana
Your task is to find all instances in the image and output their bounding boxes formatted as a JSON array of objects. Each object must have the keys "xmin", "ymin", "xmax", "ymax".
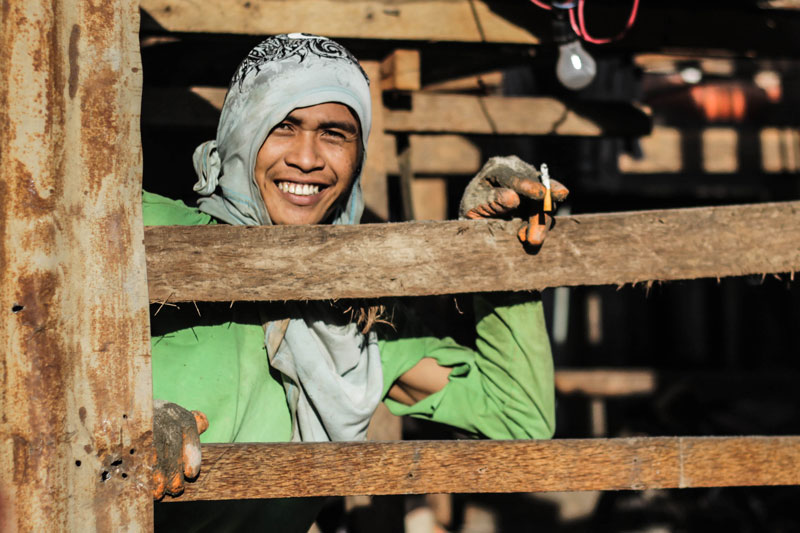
[{"xmin": 231, "ymin": 33, "xmax": 369, "ymax": 90}]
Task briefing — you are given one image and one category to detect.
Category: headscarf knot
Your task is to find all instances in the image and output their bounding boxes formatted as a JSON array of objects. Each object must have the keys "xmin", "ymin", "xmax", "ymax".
[{"xmin": 192, "ymin": 140, "xmax": 221, "ymax": 196}]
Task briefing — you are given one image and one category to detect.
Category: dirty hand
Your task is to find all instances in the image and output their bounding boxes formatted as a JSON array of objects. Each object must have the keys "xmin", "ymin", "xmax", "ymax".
[
  {"xmin": 459, "ymin": 155, "xmax": 569, "ymax": 246},
  {"xmin": 152, "ymin": 399, "xmax": 208, "ymax": 499}
]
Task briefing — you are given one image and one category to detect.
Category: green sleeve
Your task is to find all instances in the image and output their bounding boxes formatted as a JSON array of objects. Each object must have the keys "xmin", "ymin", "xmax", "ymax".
[
  {"xmin": 378, "ymin": 294, "xmax": 555, "ymax": 440},
  {"xmin": 142, "ymin": 190, "xmax": 216, "ymax": 226}
]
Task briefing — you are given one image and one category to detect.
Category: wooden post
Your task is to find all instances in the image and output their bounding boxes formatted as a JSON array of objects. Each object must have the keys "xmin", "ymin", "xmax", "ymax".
[
  {"xmin": 0, "ymin": 0, "xmax": 152, "ymax": 531},
  {"xmin": 360, "ymin": 61, "xmax": 390, "ymax": 220}
]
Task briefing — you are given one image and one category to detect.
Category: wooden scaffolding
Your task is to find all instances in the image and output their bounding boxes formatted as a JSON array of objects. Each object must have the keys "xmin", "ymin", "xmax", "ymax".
[{"xmin": 2, "ymin": 0, "xmax": 800, "ymax": 530}]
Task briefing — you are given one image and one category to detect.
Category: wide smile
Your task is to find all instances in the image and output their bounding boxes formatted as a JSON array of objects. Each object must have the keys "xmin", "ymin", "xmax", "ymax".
[{"xmin": 274, "ymin": 179, "xmax": 332, "ymax": 207}]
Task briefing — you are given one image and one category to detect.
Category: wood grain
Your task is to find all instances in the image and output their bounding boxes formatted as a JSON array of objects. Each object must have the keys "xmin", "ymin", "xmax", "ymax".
[
  {"xmin": 384, "ymin": 93, "xmax": 652, "ymax": 137},
  {"xmin": 142, "ymin": 87, "xmax": 651, "ymax": 138},
  {"xmin": 555, "ymin": 370, "xmax": 656, "ymax": 397},
  {"xmin": 384, "ymin": 134, "xmax": 482, "ymax": 175},
  {"xmin": 163, "ymin": 436, "xmax": 800, "ymax": 501},
  {"xmin": 140, "ymin": 0, "xmax": 541, "ymax": 44},
  {"xmin": 360, "ymin": 61, "xmax": 390, "ymax": 220},
  {"xmin": 144, "ymin": 201, "xmax": 800, "ymax": 302},
  {"xmin": 138, "ymin": 0, "xmax": 799, "ymax": 56},
  {"xmin": 380, "ymin": 49, "xmax": 421, "ymax": 91}
]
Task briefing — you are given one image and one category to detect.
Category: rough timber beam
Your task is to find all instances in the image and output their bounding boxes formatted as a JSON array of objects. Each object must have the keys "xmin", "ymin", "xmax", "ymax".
[
  {"xmin": 140, "ymin": 0, "xmax": 542, "ymax": 44},
  {"xmin": 0, "ymin": 0, "xmax": 153, "ymax": 530},
  {"xmin": 142, "ymin": 87, "xmax": 652, "ymax": 137},
  {"xmin": 163, "ymin": 436, "xmax": 800, "ymax": 501},
  {"xmin": 145, "ymin": 201, "xmax": 800, "ymax": 302},
  {"xmin": 383, "ymin": 93, "xmax": 652, "ymax": 137},
  {"xmin": 139, "ymin": 1, "xmax": 800, "ymax": 56}
]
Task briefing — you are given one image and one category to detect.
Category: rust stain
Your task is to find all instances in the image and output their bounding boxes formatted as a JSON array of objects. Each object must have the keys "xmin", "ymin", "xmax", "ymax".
[
  {"xmin": 14, "ymin": 272, "xmax": 69, "ymax": 503},
  {"xmin": 84, "ymin": 0, "xmax": 119, "ymax": 53},
  {"xmin": 46, "ymin": 19, "xmax": 63, "ymax": 161},
  {"xmin": 11, "ymin": 436, "xmax": 29, "ymax": 485},
  {"xmin": 80, "ymin": 66, "xmax": 119, "ymax": 197},
  {"xmin": 68, "ymin": 25, "xmax": 80, "ymax": 99},
  {"xmin": 12, "ymin": 161, "xmax": 56, "ymax": 216},
  {"xmin": 1, "ymin": 1, "xmax": 151, "ymax": 529},
  {"xmin": 0, "ymin": 481, "xmax": 16, "ymax": 533}
]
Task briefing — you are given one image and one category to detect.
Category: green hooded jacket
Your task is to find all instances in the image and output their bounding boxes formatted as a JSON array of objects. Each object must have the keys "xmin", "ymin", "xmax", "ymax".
[{"xmin": 145, "ymin": 191, "xmax": 554, "ymax": 532}]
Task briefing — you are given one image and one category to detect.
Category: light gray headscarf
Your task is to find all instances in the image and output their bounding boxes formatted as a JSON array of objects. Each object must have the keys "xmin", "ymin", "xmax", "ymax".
[{"xmin": 192, "ymin": 33, "xmax": 382, "ymax": 442}]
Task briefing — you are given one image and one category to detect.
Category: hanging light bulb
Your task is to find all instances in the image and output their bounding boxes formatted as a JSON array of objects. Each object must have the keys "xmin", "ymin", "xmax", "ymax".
[{"xmin": 552, "ymin": 10, "xmax": 596, "ymax": 90}]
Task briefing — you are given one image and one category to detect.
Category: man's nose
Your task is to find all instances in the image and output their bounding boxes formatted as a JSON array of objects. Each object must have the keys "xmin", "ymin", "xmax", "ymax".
[{"xmin": 284, "ymin": 133, "xmax": 324, "ymax": 172}]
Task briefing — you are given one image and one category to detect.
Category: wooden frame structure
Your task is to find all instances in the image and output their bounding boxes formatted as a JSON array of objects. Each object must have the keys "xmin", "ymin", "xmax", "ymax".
[{"xmin": 2, "ymin": 0, "xmax": 799, "ymax": 531}]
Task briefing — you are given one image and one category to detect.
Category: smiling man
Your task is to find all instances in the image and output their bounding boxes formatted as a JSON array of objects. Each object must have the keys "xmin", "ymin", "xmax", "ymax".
[
  {"xmin": 144, "ymin": 33, "xmax": 563, "ymax": 532},
  {"xmin": 255, "ymin": 102, "xmax": 362, "ymax": 226}
]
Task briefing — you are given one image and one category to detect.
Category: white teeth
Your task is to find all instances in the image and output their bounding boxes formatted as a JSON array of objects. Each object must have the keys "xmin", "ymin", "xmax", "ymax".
[{"xmin": 278, "ymin": 182, "xmax": 320, "ymax": 196}]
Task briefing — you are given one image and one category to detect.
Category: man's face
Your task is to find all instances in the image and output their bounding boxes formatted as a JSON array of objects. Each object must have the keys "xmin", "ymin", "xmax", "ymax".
[{"xmin": 254, "ymin": 102, "xmax": 362, "ymax": 225}]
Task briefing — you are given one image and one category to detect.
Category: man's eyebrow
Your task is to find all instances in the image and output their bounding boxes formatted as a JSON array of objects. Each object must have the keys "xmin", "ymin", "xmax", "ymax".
[
  {"xmin": 281, "ymin": 114, "xmax": 359, "ymax": 135},
  {"xmin": 318, "ymin": 120, "xmax": 359, "ymax": 135}
]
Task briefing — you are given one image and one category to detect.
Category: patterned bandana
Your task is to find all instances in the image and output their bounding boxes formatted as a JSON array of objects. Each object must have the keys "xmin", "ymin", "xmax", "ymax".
[{"xmin": 191, "ymin": 34, "xmax": 382, "ymax": 443}]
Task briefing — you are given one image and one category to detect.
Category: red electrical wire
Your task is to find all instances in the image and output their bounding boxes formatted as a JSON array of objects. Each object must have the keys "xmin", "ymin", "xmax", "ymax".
[
  {"xmin": 572, "ymin": 0, "xmax": 639, "ymax": 44},
  {"xmin": 529, "ymin": 0, "xmax": 553, "ymax": 10},
  {"xmin": 530, "ymin": 0, "xmax": 640, "ymax": 44}
]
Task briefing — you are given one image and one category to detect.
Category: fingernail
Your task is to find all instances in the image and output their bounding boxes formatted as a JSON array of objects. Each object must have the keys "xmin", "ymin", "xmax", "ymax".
[{"xmin": 167, "ymin": 472, "xmax": 184, "ymax": 496}]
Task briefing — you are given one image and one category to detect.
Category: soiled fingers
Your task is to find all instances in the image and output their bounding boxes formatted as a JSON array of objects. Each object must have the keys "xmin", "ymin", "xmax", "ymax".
[
  {"xmin": 498, "ymin": 175, "xmax": 569, "ymax": 203},
  {"xmin": 152, "ymin": 400, "xmax": 207, "ymax": 500},
  {"xmin": 518, "ymin": 213, "xmax": 552, "ymax": 246},
  {"xmin": 463, "ymin": 187, "xmax": 520, "ymax": 219}
]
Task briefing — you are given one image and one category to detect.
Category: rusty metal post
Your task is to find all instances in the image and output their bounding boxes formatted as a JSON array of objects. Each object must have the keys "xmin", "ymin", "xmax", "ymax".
[{"xmin": 0, "ymin": 0, "xmax": 152, "ymax": 531}]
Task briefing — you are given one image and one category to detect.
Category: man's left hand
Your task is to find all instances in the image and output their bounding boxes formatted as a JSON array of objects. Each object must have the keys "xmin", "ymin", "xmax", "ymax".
[{"xmin": 459, "ymin": 155, "xmax": 569, "ymax": 246}]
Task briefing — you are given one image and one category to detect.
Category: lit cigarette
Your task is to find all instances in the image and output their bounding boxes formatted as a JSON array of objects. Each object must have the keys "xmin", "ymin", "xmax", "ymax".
[{"xmin": 541, "ymin": 163, "xmax": 553, "ymax": 212}]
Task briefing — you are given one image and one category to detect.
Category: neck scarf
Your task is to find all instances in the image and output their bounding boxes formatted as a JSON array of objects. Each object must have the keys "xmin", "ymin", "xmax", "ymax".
[{"xmin": 192, "ymin": 34, "xmax": 381, "ymax": 442}]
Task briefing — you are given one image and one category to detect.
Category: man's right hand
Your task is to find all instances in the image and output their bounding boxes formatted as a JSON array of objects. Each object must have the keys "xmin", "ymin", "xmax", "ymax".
[{"xmin": 152, "ymin": 399, "xmax": 208, "ymax": 500}]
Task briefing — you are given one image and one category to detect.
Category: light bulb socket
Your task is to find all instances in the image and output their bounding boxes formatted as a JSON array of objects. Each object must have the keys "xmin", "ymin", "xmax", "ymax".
[{"xmin": 551, "ymin": 10, "xmax": 579, "ymax": 45}]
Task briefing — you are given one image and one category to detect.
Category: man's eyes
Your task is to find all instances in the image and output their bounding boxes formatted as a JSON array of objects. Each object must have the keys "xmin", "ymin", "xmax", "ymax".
[
  {"xmin": 322, "ymin": 129, "xmax": 347, "ymax": 140},
  {"xmin": 273, "ymin": 122, "xmax": 294, "ymax": 133},
  {"xmin": 272, "ymin": 123, "xmax": 350, "ymax": 140}
]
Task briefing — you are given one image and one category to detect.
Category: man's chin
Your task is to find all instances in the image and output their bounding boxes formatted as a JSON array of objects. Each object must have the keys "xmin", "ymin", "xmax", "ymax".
[{"xmin": 271, "ymin": 208, "xmax": 326, "ymax": 226}]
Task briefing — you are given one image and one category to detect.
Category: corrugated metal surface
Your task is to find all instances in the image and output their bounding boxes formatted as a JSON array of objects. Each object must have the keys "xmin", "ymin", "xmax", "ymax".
[{"xmin": 0, "ymin": 0, "xmax": 152, "ymax": 530}]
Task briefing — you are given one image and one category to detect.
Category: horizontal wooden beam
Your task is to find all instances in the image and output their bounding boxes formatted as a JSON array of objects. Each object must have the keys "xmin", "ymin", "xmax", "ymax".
[
  {"xmin": 144, "ymin": 201, "xmax": 800, "ymax": 302},
  {"xmin": 384, "ymin": 93, "xmax": 652, "ymax": 137},
  {"xmin": 142, "ymin": 87, "xmax": 652, "ymax": 138},
  {"xmin": 140, "ymin": 0, "xmax": 542, "ymax": 44},
  {"xmin": 164, "ymin": 436, "xmax": 800, "ymax": 501},
  {"xmin": 384, "ymin": 134, "xmax": 482, "ymax": 175},
  {"xmin": 139, "ymin": 0, "xmax": 800, "ymax": 57},
  {"xmin": 555, "ymin": 369, "xmax": 656, "ymax": 397}
]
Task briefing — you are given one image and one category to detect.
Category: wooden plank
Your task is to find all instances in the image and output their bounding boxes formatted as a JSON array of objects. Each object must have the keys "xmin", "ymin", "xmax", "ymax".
[
  {"xmin": 555, "ymin": 370, "xmax": 656, "ymax": 397},
  {"xmin": 144, "ymin": 201, "xmax": 800, "ymax": 302},
  {"xmin": 411, "ymin": 177, "xmax": 449, "ymax": 221},
  {"xmin": 0, "ymin": 0, "xmax": 153, "ymax": 530},
  {"xmin": 620, "ymin": 126, "xmax": 800, "ymax": 176},
  {"xmin": 138, "ymin": 0, "xmax": 800, "ymax": 56},
  {"xmin": 761, "ymin": 0, "xmax": 800, "ymax": 7},
  {"xmin": 383, "ymin": 93, "xmax": 652, "ymax": 137},
  {"xmin": 165, "ymin": 436, "xmax": 800, "ymax": 501},
  {"xmin": 423, "ymin": 71, "xmax": 504, "ymax": 93},
  {"xmin": 360, "ymin": 61, "xmax": 390, "ymax": 220},
  {"xmin": 380, "ymin": 49, "xmax": 421, "ymax": 91},
  {"xmin": 384, "ymin": 134, "xmax": 482, "ymax": 175},
  {"xmin": 140, "ymin": 0, "xmax": 542, "ymax": 44},
  {"xmin": 143, "ymin": 87, "xmax": 651, "ymax": 138}
]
